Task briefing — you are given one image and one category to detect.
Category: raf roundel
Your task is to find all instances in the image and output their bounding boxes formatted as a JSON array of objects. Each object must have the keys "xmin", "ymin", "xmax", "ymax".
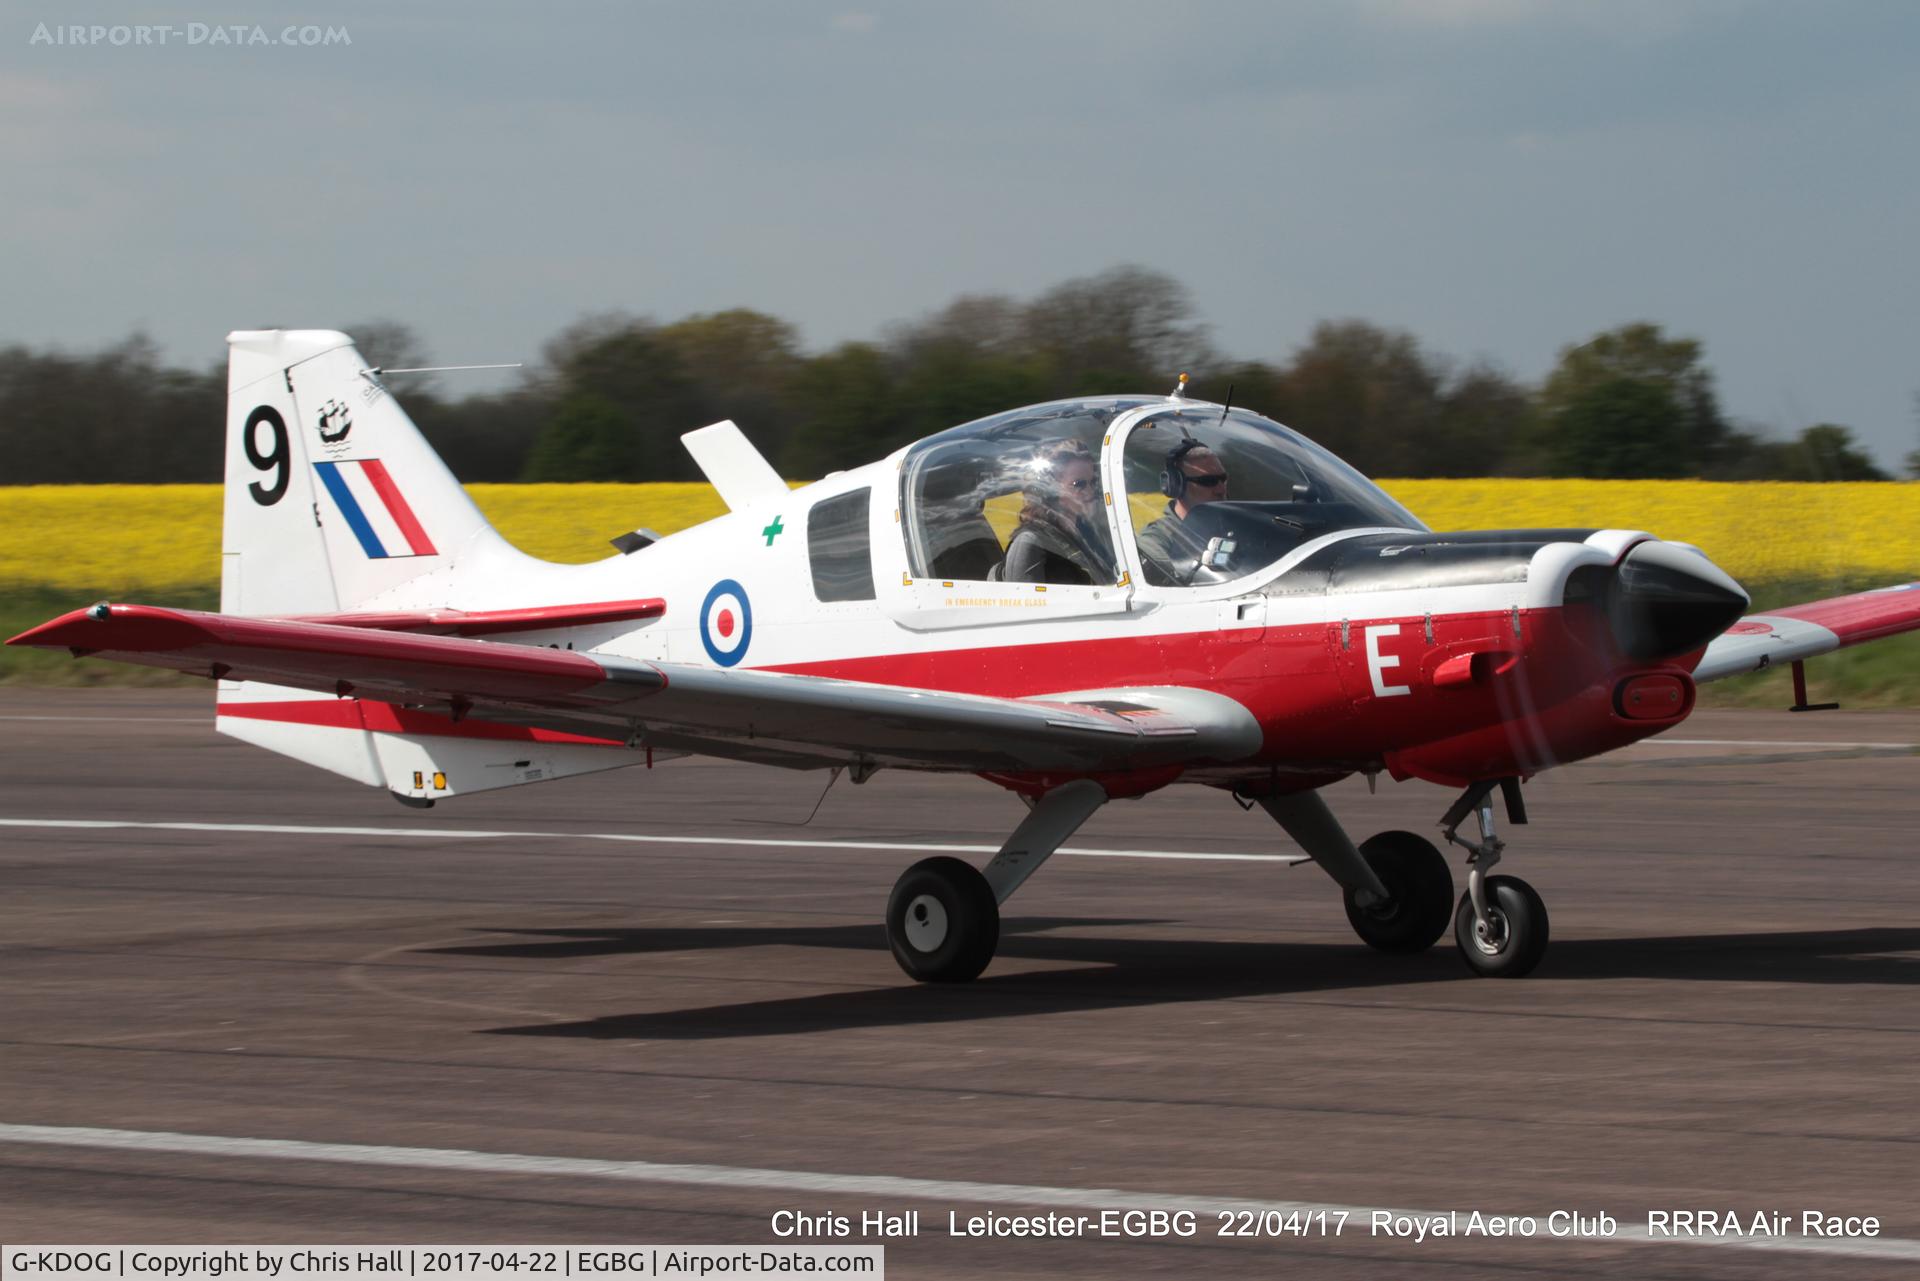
[{"xmin": 699, "ymin": 579, "xmax": 753, "ymax": 667}]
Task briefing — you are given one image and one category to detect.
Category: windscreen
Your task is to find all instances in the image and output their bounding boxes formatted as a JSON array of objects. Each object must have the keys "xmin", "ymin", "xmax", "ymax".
[{"xmin": 1121, "ymin": 406, "xmax": 1426, "ymax": 587}]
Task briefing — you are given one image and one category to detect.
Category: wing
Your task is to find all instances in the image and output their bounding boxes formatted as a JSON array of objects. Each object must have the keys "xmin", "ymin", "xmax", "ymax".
[
  {"xmin": 1693, "ymin": 582, "xmax": 1920, "ymax": 682},
  {"xmin": 7, "ymin": 604, "xmax": 1261, "ymax": 773},
  {"xmin": 289, "ymin": 598, "xmax": 667, "ymax": 637}
]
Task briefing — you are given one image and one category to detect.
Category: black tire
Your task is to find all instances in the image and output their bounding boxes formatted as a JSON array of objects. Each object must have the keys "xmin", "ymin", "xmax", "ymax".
[
  {"xmin": 1344, "ymin": 831, "xmax": 1455, "ymax": 954},
  {"xmin": 1454, "ymin": 875, "xmax": 1550, "ymax": 978},
  {"xmin": 886, "ymin": 856, "xmax": 999, "ymax": 983}
]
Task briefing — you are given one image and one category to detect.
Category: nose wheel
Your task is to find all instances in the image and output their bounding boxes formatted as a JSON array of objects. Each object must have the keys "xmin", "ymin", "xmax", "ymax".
[
  {"xmin": 1442, "ymin": 781, "xmax": 1551, "ymax": 978},
  {"xmin": 1453, "ymin": 874, "xmax": 1549, "ymax": 977}
]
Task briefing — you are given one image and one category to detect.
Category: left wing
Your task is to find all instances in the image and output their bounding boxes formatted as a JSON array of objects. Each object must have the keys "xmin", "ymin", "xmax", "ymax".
[
  {"xmin": 7, "ymin": 604, "xmax": 1262, "ymax": 773},
  {"xmin": 1693, "ymin": 582, "xmax": 1920, "ymax": 682}
]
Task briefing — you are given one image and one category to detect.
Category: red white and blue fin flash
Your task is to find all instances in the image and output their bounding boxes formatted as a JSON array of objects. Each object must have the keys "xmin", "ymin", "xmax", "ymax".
[{"xmin": 314, "ymin": 460, "xmax": 437, "ymax": 559}]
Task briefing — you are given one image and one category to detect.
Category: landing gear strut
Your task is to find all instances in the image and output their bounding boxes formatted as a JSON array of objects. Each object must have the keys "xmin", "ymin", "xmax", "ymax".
[
  {"xmin": 1345, "ymin": 831, "xmax": 1455, "ymax": 954},
  {"xmin": 885, "ymin": 779, "xmax": 1107, "ymax": 982},
  {"xmin": 1441, "ymin": 783, "xmax": 1549, "ymax": 978},
  {"xmin": 1261, "ymin": 792, "xmax": 1454, "ymax": 955}
]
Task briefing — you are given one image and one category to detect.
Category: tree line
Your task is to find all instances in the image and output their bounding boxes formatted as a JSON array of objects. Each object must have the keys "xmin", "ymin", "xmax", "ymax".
[{"xmin": 2, "ymin": 266, "xmax": 1912, "ymax": 485}]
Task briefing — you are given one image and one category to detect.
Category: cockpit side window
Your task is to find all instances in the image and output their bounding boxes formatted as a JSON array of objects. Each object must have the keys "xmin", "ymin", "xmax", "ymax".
[
  {"xmin": 1122, "ymin": 407, "xmax": 1425, "ymax": 588},
  {"xmin": 900, "ymin": 398, "xmax": 1149, "ymax": 585},
  {"xmin": 901, "ymin": 446, "xmax": 1011, "ymax": 581},
  {"xmin": 807, "ymin": 488, "xmax": 875, "ymax": 602}
]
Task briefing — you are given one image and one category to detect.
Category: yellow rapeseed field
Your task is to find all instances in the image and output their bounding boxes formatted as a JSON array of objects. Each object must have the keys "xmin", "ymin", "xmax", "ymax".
[
  {"xmin": 1, "ymin": 480, "xmax": 1914, "ymax": 594},
  {"xmin": 469, "ymin": 483, "xmax": 730, "ymax": 563},
  {"xmin": 1384, "ymin": 479, "xmax": 1920, "ymax": 585}
]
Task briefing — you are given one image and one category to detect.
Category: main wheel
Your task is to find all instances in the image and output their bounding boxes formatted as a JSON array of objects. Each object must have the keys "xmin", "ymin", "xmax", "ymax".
[
  {"xmin": 1454, "ymin": 875, "xmax": 1550, "ymax": 978},
  {"xmin": 886, "ymin": 856, "xmax": 999, "ymax": 983},
  {"xmin": 1344, "ymin": 831, "xmax": 1455, "ymax": 954}
]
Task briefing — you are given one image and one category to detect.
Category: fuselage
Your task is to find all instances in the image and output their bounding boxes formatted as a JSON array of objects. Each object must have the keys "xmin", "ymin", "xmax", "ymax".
[{"xmin": 397, "ymin": 396, "xmax": 1746, "ymax": 796}]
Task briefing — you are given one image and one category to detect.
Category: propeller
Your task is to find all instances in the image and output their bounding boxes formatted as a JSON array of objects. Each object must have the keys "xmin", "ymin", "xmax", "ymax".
[
  {"xmin": 1605, "ymin": 540, "xmax": 1749, "ymax": 661},
  {"xmin": 1487, "ymin": 538, "xmax": 1747, "ymax": 783},
  {"xmin": 1369, "ymin": 533, "xmax": 1748, "ymax": 785}
]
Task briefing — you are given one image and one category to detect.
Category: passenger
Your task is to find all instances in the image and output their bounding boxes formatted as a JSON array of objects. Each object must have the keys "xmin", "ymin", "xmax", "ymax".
[
  {"xmin": 1135, "ymin": 439, "xmax": 1231, "ymax": 583},
  {"xmin": 1002, "ymin": 439, "xmax": 1116, "ymax": 586}
]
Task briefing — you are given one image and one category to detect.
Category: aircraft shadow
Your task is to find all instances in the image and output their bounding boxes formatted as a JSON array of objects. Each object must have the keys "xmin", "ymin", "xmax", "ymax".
[
  {"xmin": 465, "ymin": 922, "xmax": 1920, "ymax": 1041},
  {"xmin": 1541, "ymin": 926, "xmax": 1920, "ymax": 985},
  {"xmin": 426, "ymin": 916, "xmax": 1154, "ymax": 961}
]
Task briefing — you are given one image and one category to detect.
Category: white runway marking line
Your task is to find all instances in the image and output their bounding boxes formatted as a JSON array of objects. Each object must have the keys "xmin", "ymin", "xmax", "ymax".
[
  {"xmin": 1636, "ymin": 738, "xmax": 1913, "ymax": 749},
  {"xmin": 0, "ymin": 715, "xmax": 209, "ymax": 723},
  {"xmin": 0, "ymin": 1123, "xmax": 1913, "ymax": 1262},
  {"xmin": 0, "ymin": 818, "xmax": 1309, "ymax": 865},
  {"xmin": 7, "ymin": 715, "xmax": 1909, "ymax": 754}
]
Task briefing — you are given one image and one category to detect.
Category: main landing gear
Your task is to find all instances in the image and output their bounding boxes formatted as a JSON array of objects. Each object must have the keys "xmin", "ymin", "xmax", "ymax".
[
  {"xmin": 1259, "ymin": 793, "xmax": 1454, "ymax": 954},
  {"xmin": 884, "ymin": 775, "xmax": 1550, "ymax": 983},
  {"xmin": 885, "ymin": 778, "xmax": 1107, "ymax": 982},
  {"xmin": 1263, "ymin": 779, "xmax": 1550, "ymax": 978}
]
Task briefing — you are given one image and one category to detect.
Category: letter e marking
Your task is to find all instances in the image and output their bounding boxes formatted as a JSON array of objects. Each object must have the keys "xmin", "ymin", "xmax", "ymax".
[{"xmin": 1365, "ymin": 625, "xmax": 1411, "ymax": 697}]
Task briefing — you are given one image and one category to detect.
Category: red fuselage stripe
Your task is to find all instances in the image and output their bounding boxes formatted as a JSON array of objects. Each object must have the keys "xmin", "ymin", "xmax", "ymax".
[{"xmin": 761, "ymin": 624, "xmax": 1279, "ymax": 698}]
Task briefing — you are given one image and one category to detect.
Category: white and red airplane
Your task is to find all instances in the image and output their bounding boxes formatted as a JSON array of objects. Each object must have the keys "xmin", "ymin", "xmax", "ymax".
[{"xmin": 14, "ymin": 330, "xmax": 1920, "ymax": 980}]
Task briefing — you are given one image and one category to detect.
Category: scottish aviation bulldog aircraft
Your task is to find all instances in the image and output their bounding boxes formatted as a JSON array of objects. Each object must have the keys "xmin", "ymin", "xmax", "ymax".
[{"xmin": 13, "ymin": 331, "xmax": 1920, "ymax": 980}]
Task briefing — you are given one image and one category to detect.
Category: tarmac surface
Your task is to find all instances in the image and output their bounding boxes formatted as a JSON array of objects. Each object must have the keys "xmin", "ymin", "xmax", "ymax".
[{"xmin": 2, "ymin": 687, "xmax": 1918, "ymax": 1278}]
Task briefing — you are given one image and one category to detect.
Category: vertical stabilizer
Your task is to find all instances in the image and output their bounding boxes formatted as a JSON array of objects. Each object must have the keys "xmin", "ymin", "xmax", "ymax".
[{"xmin": 221, "ymin": 329, "xmax": 508, "ymax": 615}]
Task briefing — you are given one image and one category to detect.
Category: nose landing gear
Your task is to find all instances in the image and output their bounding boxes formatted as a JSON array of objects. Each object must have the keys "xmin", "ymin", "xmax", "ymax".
[{"xmin": 1441, "ymin": 781, "xmax": 1549, "ymax": 978}]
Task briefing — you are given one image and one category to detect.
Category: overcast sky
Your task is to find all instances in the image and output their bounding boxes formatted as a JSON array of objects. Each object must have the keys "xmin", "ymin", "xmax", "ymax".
[{"xmin": 7, "ymin": 1, "xmax": 1917, "ymax": 466}]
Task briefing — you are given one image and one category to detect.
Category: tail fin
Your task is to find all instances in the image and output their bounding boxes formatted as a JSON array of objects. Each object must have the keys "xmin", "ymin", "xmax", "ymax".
[
  {"xmin": 215, "ymin": 331, "xmax": 643, "ymax": 800},
  {"xmin": 221, "ymin": 330, "xmax": 508, "ymax": 615}
]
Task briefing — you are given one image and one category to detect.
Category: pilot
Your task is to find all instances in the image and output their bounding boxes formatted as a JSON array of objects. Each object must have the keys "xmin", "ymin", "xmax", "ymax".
[
  {"xmin": 1134, "ymin": 439, "xmax": 1230, "ymax": 584},
  {"xmin": 1002, "ymin": 439, "xmax": 1116, "ymax": 586}
]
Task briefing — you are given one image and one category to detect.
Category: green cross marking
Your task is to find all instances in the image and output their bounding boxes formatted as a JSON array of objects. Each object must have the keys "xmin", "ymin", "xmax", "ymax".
[{"xmin": 762, "ymin": 515, "xmax": 784, "ymax": 546}]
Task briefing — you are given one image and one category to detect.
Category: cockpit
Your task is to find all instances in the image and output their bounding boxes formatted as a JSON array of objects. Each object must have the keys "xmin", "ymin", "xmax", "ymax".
[
  {"xmin": 900, "ymin": 397, "xmax": 1147, "ymax": 587},
  {"xmin": 897, "ymin": 396, "xmax": 1425, "ymax": 594}
]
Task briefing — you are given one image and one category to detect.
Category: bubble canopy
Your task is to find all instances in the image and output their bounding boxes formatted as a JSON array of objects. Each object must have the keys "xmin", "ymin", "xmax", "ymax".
[
  {"xmin": 896, "ymin": 396, "xmax": 1425, "ymax": 589},
  {"xmin": 1118, "ymin": 404, "xmax": 1427, "ymax": 588}
]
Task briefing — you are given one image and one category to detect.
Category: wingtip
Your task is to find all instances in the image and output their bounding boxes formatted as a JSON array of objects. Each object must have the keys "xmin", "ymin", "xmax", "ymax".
[
  {"xmin": 5, "ymin": 603, "xmax": 210, "ymax": 652},
  {"xmin": 6, "ymin": 607, "xmax": 100, "ymax": 649}
]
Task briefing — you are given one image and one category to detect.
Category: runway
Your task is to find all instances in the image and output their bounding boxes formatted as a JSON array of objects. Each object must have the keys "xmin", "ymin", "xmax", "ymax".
[{"xmin": 3, "ymin": 688, "xmax": 1918, "ymax": 1278}]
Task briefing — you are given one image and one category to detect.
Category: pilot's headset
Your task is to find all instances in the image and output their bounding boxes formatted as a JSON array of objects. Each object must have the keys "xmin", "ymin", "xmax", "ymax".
[{"xmin": 1161, "ymin": 437, "xmax": 1208, "ymax": 502}]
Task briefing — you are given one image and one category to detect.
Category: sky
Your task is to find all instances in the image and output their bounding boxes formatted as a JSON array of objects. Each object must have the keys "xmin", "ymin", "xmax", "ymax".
[{"xmin": 5, "ymin": 1, "xmax": 1917, "ymax": 468}]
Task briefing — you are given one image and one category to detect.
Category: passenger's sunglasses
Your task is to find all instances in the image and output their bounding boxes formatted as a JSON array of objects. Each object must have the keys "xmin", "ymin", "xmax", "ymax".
[{"xmin": 1185, "ymin": 473, "xmax": 1228, "ymax": 488}]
